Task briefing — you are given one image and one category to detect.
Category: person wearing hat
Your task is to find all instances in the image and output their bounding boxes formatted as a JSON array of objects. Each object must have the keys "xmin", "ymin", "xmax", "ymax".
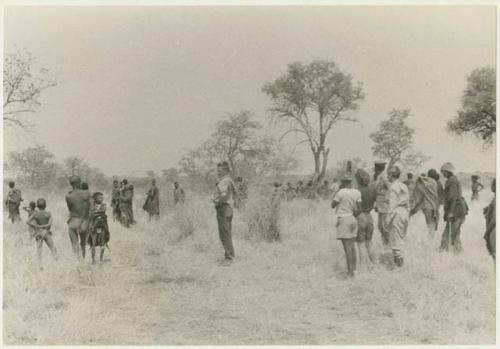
[
  {"xmin": 354, "ymin": 168, "xmax": 377, "ymax": 266},
  {"xmin": 373, "ymin": 161, "xmax": 391, "ymax": 247},
  {"xmin": 110, "ymin": 180, "xmax": 121, "ymax": 221},
  {"xmin": 471, "ymin": 175, "xmax": 484, "ymax": 202},
  {"xmin": 439, "ymin": 162, "xmax": 468, "ymax": 253},
  {"xmin": 213, "ymin": 161, "xmax": 236, "ymax": 263},
  {"xmin": 331, "ymin": 174, "xmax": 362, "ymax": 277},
  {"xmin": 65, "ymin": 175, "xmax": 91, "ymax": 261},
  {"xmin": 386, "ymin": 165, "xmax": 410, "ymax": 267}
]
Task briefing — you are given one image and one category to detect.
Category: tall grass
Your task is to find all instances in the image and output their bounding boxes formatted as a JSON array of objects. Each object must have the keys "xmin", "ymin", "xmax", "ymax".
[{"xmin": 3, "ymin": 187, "xmax": 495, "ymax": 345}]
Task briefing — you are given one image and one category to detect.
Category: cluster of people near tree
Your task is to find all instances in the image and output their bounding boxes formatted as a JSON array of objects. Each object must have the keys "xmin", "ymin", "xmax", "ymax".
[
  {"xmin": 283, "ymin": 179, "xmax": 339, "ymax": 201},
  {"xmin": 4, "ymin": 160, "xmax": 496, "ymax": 274}
]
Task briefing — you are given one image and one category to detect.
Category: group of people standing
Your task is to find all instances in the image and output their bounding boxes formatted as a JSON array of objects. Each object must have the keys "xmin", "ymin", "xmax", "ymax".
[
  {"xmin": 110, "ymin": 179, "xmax": 136, "ymax": 227},
  {"xmin": 331, "ymin": 161, "xmax": 495, "ymax": 277},
  {"xmin": 283, "ymin": 179, "xmax": 338, "ymax": 201},
  {"xmin": 4, "ymin": 160, "xmax": 496, "ymax": 274}
]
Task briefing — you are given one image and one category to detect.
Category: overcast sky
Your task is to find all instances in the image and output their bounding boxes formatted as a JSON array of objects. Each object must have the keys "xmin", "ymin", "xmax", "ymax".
[{"xmin": 4, "ymin": 5, "xmax": 496, "ymax": 176}]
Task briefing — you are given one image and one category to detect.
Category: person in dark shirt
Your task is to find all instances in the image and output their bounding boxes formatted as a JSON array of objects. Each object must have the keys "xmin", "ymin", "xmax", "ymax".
[
  {"xmin": 439, "ymin": 163, "xmax": 468, "ymax": 253},
  {"xmin": 27, "ymin": 198, "xmax": 58, "ymax": 268},
  {"xmin": 471, "ymin": 175, "xmax": 484, "ymax": 201},
  {"xmin": 483, "ymin": 179, "xmax": 495, "ymax": 262},
  {"xmin": 355, "ymin": 169, "xmax": 376, "ymax": 265}
]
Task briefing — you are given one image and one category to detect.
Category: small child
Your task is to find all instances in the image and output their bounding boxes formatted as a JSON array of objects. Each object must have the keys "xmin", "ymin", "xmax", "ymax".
[
  {"xmin": 26, "ymin": 198, "xmax": 58, "ymax": 269},
  {"xmin": 88, "ymin": 192, "xmax": 110, "ymax": 265},
  {"xmin": 23, "ymin": 201, "xmax": 37, "ymax": 219}
]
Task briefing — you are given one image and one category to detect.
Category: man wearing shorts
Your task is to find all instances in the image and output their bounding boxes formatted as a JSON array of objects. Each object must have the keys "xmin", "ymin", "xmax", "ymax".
[
  {"xmin": 355, "ymin": 169, "xmax": 376, "ymax": 265},
  {"xmin": 387, "ymin": 166, "xmax": 410, "ymax": 267},
  {"xmin": 331, "ymin": 175, "xmax": 362, "ymax": 278}
]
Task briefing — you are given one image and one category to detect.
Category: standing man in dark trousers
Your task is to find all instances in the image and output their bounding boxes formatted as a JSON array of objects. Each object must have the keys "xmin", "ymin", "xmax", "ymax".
[
  {"xmin": 65, "ymin": 176, "xmax": 90, "ymax": 261},
  {"xmin": 440, "ymin": 162, "xmax": 468, "ymax": 253},
  {"xmin": 213, "ymin": 161, "xmax": 235, "ymax": 264}
]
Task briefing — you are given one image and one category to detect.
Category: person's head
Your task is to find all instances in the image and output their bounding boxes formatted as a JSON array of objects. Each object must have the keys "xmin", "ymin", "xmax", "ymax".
[
  {"xmin": 427, "ymin": 169, "xmax": 440, "ymax": 181},
  {"xmin": 8, "ymin": 181, "xmax": 15, "ymax": 189},
  {"xmin": 81, "ymin": 182, "xmax": 89, "ymax": 190},
  {"xmin": 355, "ymin": 168, "xmax": 371, "ymax": 187},
  {"xmin": 113, "ymin": 180, "xmax": 119, "ymax": 188},
  {"xmin": 491, "ymin": 178, "xmax": 496, "ymax": 194},
  {"xmin": 152, "ymin": 179, "xmax": 156, "ymax": 185},
  {"xmin": 440, "ymin": 162, "xmax": 455, "ymax": 179},
  {"xmin": 324, "ymin": 180, "xmax": 329, "ymax": 186},
  {"xmin": 374, "ymin": 162, "xmax": 386, "ymax": 174},
  {"xmin": 286, "ymin": 182, "xmax": 292, "ymax": 187},
  {"xmin": 29, "ymin": 201, "xmax": 36, "ymax": 210},
  {"xmin": 298, "ymin": 180, "xmax": 303, "ymax": 186},
  {"xmin": 174, "ymin": 181, "xmax": 179, "ymax": 189},
  {"xmin": 36, "ymin": 198, "xmax": 47, "ymax": 210},
  {"xmin": 236, "ymin": 176, "xmax": 243, "ymax": 182},
  {"xmin": 69, "ymin": 175, "xmax": 81, "ymax": 189},
  {"xmin": 388, "ymin": 166, "xmax": 401, "ymax": 182},
  {"xmin": 121, "ymin": 178, "xmax": 128, "ymax": 186},
  {"xmin": 471, "ymin": 175, "xmax": 479, "ymax": 182},
  {"xmin": 217, "ymin": 161, "xmax": 230, "ymax": 177},
  {"xmin": 307, "ymin": 181, "xmax": 312, "ymax": 187},
  {"xmin": 93, "ymin": 192, "xmax": 104, "ymax": 204},
  {"xmin": 129, "ymin": 184, "xmax": 134, "ymax": 190},
  {"xmin": 407, "ymin": 173, "xmax": 413, "ymax": 180},
  {"xmin": 340, "ymin": 175, "xmax": 353, "ymax": 188}
]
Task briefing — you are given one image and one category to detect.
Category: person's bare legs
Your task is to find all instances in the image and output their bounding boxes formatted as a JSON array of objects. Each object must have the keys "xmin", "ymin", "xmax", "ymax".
[
  {"xmin": 36, "ymin": 238, "xmax": 43, "ymax": 269},
  {"xmin": 99, "ymin": 246, "xmax": 105, "ymax": 265},
  {"xmin": 44, "ymin": 234, "xmax": 58, "ymax": 260},
  {"xmin": 342, "ymin": 238, "xmax": 357, "ymax": 277}
]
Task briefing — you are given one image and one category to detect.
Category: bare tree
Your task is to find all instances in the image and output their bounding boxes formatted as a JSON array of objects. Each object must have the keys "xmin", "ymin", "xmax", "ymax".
[
  {"xmin": 447, "ymin": 67, "xmax": 496, "ymax": 146},
  {"xmin": 262, "ymin": 60, "xmax": 365, "ymax": 183},
  {"xmin": 3, "ymin": 49, "xmax": 57, "ymax": 129}
]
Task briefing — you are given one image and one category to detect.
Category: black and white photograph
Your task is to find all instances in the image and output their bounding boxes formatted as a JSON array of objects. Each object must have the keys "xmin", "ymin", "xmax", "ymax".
[{"xmin": 2, "ymin": 2, "xmax": 497, "ymax": 346}]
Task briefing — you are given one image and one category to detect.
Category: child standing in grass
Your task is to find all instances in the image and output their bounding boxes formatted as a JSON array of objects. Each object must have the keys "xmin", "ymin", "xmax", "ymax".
[
  {"xmin": 88, "ymin": 192, "xmax": 110, "ymax": 265},
  {"xmin": 26, "ymin": 198, "xmax": 58, "ymax": 269}
]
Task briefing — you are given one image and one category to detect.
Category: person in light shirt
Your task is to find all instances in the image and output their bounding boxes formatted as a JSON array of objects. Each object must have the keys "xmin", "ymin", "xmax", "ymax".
[
  {"xmin": 213, "ymin": 161, "xmax": 236, "ymax": 263},
  {"xmin": 386, "ymin": 166, "xmax": 410, "ymax": 267},
  {"xmin": 331, "ymin": 175, "xmax": 362, "ymax": 278}
]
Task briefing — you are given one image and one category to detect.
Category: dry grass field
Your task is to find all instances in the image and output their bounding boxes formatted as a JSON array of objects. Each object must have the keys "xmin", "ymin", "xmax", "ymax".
[{"xmin": 3, "ymin": 188, "xmax": 495, "ymax": 345}]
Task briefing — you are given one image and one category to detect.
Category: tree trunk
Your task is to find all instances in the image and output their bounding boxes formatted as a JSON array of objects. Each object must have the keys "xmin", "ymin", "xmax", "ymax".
[
  {"xmin": 318, "ymin": 148, "xmax": 330, "ymax": 183},
  {"xmin": 312, "ymin": 149, "xmax": 321, "ymax": 182}
]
